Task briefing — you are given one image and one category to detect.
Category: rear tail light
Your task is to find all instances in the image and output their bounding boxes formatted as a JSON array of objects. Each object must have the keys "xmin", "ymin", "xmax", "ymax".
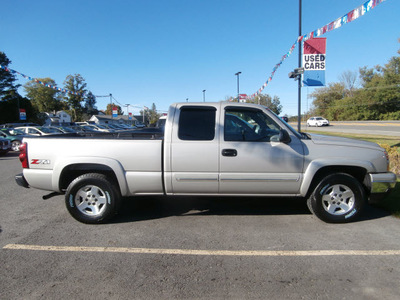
[{"xmin": 19, "ymin": 142, "xmax": 29, "ymax": 168}]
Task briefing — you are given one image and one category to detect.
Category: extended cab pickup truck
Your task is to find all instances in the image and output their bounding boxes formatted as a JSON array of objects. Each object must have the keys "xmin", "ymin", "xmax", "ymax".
[{"xmin": 15, "ymin": 102, "xmax": 396, "ymax": 224}]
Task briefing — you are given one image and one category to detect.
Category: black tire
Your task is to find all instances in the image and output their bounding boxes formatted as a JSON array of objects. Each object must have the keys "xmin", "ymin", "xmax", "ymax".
[
  {"xmin": 307, "ymin": 173, "xmax": 366, "ymax": 223},
  {"xmin": 65, "ymin": 173, "xmax": 121, "ymax": 224}
]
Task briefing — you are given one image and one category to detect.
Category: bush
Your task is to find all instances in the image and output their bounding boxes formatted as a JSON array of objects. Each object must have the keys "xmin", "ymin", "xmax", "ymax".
[{"xmin": 379, "ymin": 144, "xmax": 400, "ymax": 175}]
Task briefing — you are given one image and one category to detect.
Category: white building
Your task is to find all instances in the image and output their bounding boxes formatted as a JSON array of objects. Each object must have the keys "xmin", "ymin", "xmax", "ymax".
[
  {"xmin": 89, "ymin": 114, "xmax": 138, "ymax": 127},
  {"xmin": 43, "ymin": 111, "xmax": 72, "ymax": 125}
]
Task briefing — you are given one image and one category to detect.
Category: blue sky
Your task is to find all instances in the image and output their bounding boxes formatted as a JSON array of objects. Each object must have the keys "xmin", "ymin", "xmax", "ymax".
[{"xmin": 2, "ymin": 0, "xmax": 399, "ymax": 116}]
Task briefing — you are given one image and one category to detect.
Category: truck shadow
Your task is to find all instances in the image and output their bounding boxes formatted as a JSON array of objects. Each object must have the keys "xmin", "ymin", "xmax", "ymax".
[
  {"xmin": 112, "ymin": 196, "xmax": 390, "ymax": 224},
  {"xmin": 0, "ymin": 152, "xmax": 20, "ymax": 160}
]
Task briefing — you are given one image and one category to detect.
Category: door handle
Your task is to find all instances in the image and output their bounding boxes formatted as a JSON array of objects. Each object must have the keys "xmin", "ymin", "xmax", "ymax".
[{"xmin": 222, "ymin": 149, "xmax": 237, "ymax": 157}]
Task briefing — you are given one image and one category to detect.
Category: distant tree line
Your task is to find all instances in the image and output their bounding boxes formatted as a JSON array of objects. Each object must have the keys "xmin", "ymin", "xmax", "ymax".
[
  {"xmin": 0, "ymin": 51, "xmax": 101, "ymax": 123},
  {"xmin": 307, "ymin": 42, "xmax": 400, "ymax": 121}
]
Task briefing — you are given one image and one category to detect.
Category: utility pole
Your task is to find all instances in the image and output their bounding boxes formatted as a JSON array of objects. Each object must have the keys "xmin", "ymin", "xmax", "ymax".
[
  {"xmin": 235, "ymin": 72, "xmax": 241, "ymax": 102},
  {"xmin": 297, "ymin": 0, "xmax": 302, "ymax": 132},
  {"xmin": 288, "ymin": 0, "xmax": 303, "ymax": 132},
  {"xmin": 110, "ymin": 93, "xmax": 113, "ymax": 120}
]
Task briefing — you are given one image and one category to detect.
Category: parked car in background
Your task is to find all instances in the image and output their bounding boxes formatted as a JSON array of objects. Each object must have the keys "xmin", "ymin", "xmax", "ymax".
[
  {"xmin": 102, "ymin": 124, "xmax": 125, "ymax": 131},
  {"xmin": 66, "ymin": 125, "xmax": 86, "ymax": 134},
  {"xmin": 15, "ymin": 126, "xmax": 62, "ymax": 136},
  {"xmin": 0, "ymin": 128, "xmax": 27, "ymax": 151},
  {"xmin": 79, "ymin": 124, "xmax": 114, "ymax": 133},
  {"xmin": 44, "ymin": 126, "xmax": 77, "ymax": 134},
  {"xmin": 0, "ymin": 137, "xmax": 11, "ymax": 155},
  {"xmin": 307, "ymin": 117, "xmax": 330, "ymax": 127},
  {"xmin": 280, "ymin": 116, "xmax": 289, "ymax": 122},
  {"xmin": 0, "ymin": 122, "xmax": 39, "ymax": 129}
]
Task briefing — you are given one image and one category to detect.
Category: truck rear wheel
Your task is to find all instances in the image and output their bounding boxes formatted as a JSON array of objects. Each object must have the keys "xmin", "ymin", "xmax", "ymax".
[
  {"xmin": 65, "ymin": 173, "xmax": 121, "ymax": 224},
  {"xmin": 307, "ymin": 173, "xmax": 366, "ymax": 223}
]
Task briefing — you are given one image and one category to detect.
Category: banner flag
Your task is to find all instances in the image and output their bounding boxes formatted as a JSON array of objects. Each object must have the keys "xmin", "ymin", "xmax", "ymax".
[
  {"xmin": 112, "ymin": 107, "xmax": 118, "ymax": 118},
  {"xmin": 303, "ymin": 38, "xmax": 326, "ymax": 86},
  {"xmin": 249, "ymin": 0, "xmax": 385, "ymax": 99}
]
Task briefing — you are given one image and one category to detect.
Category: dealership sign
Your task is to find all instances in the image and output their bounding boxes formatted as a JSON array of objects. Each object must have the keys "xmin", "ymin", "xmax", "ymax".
[
  {"xmin": 19, "ymin": 109, "xmax": 26, "ymax": 120},
  {"xmin": 112, "ymin": 107, "xmax": 118, "ymax": 118},
  {"xmin": 303, "ymin": 38, "xmax": 326, "ymax": 86}
]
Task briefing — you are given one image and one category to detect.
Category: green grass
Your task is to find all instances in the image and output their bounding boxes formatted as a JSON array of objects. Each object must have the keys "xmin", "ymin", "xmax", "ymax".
[
  {"xmin": 307, "ymin": 130, "xmax": 400, "ymax": 218},
  {"xmin": 306, "ymin": 130, "xmax": 400, "ymax": 151}
]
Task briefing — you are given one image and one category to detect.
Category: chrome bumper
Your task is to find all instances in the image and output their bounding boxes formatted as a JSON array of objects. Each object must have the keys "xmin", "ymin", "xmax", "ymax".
[{"xmin": 369, "ymin": 172, "xmax": 397, "ymax": 194}]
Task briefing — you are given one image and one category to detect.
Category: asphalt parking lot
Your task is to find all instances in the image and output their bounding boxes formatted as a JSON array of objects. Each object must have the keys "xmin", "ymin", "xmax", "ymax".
[{"xmin": 1, "ymin": 152, "xmax": 400, "ymax": 299}]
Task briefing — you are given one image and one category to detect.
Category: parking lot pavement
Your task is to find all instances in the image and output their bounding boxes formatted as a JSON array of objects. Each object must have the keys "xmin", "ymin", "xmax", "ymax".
[{"xmin": 1, "ymin": 153, "xmax": 400, "ymax": 299}]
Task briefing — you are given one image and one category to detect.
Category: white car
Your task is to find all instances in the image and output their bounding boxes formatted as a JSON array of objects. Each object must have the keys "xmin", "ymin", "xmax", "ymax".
[
  {"xmin": 307, "ymin": 117, "xmax": 330, "ymax": 127},
  {"xmin": 15, "ymin": 126, "xmax": 62, "ymax": 136}
]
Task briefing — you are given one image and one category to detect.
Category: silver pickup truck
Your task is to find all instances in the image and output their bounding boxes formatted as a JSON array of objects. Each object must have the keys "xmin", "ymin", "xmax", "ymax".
[{"xmin": 15, "ymin": 102, "xmax": 396, "ymax": 224}]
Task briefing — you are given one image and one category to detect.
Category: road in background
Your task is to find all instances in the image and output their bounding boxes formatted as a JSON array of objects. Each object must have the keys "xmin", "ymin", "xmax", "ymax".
[{"xmin": 291, "ymin": 121, "xmax": 400, "ymax": 136}]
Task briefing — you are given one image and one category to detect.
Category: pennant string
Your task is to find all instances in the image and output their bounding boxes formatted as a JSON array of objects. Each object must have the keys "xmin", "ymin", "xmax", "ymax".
[
  {"xmin": 0, "ymin": 64, "xmax": 84, "ymax": 96},
  {"xmin": 0, "ymin": 0, "xmax": 387, "ymax": 100},
  {"xmin": 249, "ymin": 0, "xmax": 386, "ymax": 99}
]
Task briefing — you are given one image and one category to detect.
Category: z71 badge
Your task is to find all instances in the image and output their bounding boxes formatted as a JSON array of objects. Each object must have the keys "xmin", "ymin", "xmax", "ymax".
[{"xmin": 31, "ymin": 159, "xmax": 51, "ymax": 165}]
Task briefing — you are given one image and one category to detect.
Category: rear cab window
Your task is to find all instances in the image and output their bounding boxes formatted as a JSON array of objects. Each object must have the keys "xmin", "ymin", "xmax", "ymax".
[{"xmin": 178, "ymin": 106, "xmax": 216, "ymax": 141}]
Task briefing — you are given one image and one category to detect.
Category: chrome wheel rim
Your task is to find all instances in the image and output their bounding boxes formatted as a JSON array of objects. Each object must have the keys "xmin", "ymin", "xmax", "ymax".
[
  {"xmin": 12, "ymin": 141, "xmax": 21, "ymax": 151},
  {"xmin": 321, "ymin": 184, "xmax": 355, "ymax": 215},
  {"xmin": 75, "ymin": 185, "xmax": 108, "ymax": 216}
]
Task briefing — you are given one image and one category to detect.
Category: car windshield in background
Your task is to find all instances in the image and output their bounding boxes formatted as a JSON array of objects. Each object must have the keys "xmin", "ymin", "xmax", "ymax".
[
  {"xmin": 39, "ymin": 127, "xmax": 60, "ymax": 133},
  {"xmin": 1, "ymin": 128, "xmax": 25, "ymax": 136}
]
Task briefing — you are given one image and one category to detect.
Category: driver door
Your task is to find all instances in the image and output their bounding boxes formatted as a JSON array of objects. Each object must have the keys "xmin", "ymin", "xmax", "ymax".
[{"xmin": 219, "ymin": 106, "xmax": 304, "ymax": 195}]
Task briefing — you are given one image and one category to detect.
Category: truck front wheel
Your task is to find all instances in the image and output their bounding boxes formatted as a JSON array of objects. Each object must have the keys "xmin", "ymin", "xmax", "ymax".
[
  {"xmin": 65, "ymin": 173, "xmax": 121, "ymax": 224},
  {"xmin": 307, "ymin": 173, "xmax": 366, "ymax": 223}
]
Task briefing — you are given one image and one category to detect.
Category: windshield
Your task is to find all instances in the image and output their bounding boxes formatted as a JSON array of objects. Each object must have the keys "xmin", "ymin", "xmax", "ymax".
[{"xmin": 2, "ymin": 128, "xmax": 25, "ymax": 136}]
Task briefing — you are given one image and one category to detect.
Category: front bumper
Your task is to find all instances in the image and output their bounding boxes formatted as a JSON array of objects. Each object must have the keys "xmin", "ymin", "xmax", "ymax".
[
  {"xmin": 366, "ymin": 172, "xmax": 397, "ymax": 204},
  {"xmin": 15, "ymin": 173, "xmax": 30, "ymax": 188}
]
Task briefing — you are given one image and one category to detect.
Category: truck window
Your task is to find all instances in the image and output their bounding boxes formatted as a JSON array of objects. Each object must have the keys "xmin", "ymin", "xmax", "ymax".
[
  {"xmin": 178, "ymin": 107, "xmax": 216, "ymax": 141},
  {"xmin": 224, "ymin": 108, "xmax": 280, "ymax": 142}
]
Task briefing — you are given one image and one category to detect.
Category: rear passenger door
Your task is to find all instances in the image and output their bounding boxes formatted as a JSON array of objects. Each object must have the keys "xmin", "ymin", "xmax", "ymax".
[{"xmin": 168, "ymin": 105, "xmax": 219, "ymax": 194}]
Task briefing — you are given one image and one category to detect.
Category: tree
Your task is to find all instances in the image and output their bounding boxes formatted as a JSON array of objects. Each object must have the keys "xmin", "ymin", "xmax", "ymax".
[
  {"xmin": 24, "ymin": 78, "xmax": 65, "ymax": 112},
  {"xmin": 338, "ymin": 70, "xmax": 359, "ymax": 97},
  {"xmin": 0, "ymin": 52, "xmax": 20, "ymax": 100},
  {"xmin": 83, "ymin": 91, "xmax": 98, "ymax": 116},
  {"xmin": 148, "ymin": 103, "xmax": 160, "ymax": 125},
  {"xmin": 248, "ymin": 94, "xmax": 283, "ymax": 115},
  {"xmin": 140, "ymin": 103, "xmax": 160, "ymax": 125},
  {"xmin": 0, "ymin": 52, "xmax": 42, "ymax": 123},
  {"xmin": 105, "ymin": 103, "xmax": 123, "ymax": 115},
  {"xmin": 63, "ymin": 74, "xmax": 87, "ymax": 121},
  {"xmin": 309, "ymin": 83, "xmax": 346, "ymax": 119}
]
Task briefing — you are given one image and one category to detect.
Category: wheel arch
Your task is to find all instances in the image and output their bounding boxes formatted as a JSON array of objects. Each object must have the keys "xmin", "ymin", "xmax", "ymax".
[
  {"xmin": 53, "ymin": 158, "xmax": 128, "ymax": 195},
  {"xmin": 302, "ymin": 164, "xmax": 368, "ymax": 198}
]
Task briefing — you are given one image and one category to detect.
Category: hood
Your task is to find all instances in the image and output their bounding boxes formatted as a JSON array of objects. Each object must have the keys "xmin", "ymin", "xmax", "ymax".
[{"xmin": 309, "ymin": 133, "xmax": 383, "ymax": 152}]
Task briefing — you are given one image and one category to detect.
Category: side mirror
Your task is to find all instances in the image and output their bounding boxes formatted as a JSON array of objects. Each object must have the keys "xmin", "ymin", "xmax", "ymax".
[{"xmin": 279, "ymin": 129, "xmax": 291, "ymax": 144}]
